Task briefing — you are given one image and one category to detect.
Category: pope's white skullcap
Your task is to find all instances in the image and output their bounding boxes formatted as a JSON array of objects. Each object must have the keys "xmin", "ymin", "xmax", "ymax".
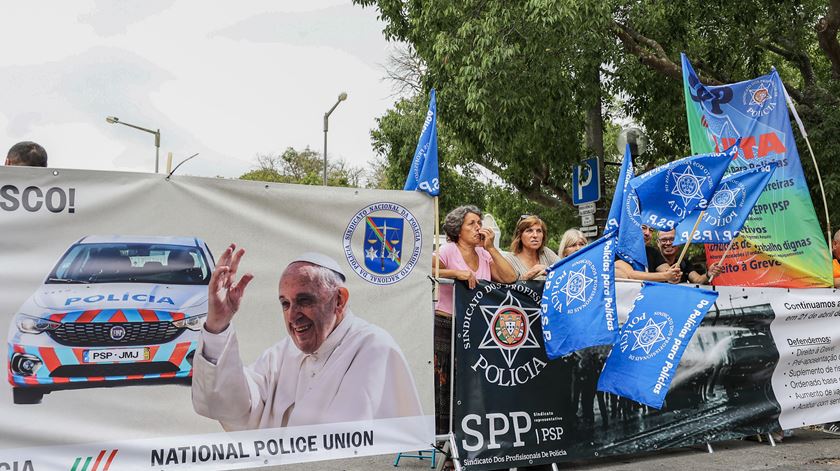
[{"xmin": 288, "ymin": 252, "xmax": 346, "ymax": 281}]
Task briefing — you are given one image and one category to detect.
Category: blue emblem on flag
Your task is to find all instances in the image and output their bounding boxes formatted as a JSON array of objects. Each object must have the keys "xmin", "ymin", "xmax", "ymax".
[
  {"xmin": 363, "ymin": 216, "xmax": 404, "ymax": 275},
  {"xmin": 597, "ymin": 282, "xmax": 719, "ymax": 409},
  {"xmin": 605, "ymin": 144, "xmax": 646, "ymax": 270},
  {"xmin": 630, "ymin": 143, "xmax": 737, "ymax": 230},
  {"xmin": 540, "ymin": 232, "xmax": 617, "ymax": 359},
  {"xmin": 675, "ymin": 163, "xmax": 777, "ymax": 244}
]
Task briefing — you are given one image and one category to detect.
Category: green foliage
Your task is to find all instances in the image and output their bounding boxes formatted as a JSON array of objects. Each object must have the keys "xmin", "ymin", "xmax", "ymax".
[
  {"xmin": 356, "ymin": 0, "xmax": 840, "ymax": 233},
  {"xmin": 239, "ymin": 147, "xmax": 365, "ymax": 187}
]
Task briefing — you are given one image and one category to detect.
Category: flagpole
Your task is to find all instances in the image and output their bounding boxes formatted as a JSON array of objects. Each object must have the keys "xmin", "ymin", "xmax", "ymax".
[
  {"xmin": 708, "ymin": 239, "xmax": 736, "ymax": 284},
  {"xmin": 433, "ymin": 196, "xmax": 440, "ymax": 303},
  {"xmin": 782, "ymin": 85, "xmax": 832, "ymax": 252},
  {"xmin": 676, "ymin": 210, "xmax": 705, "ymax": 266}
]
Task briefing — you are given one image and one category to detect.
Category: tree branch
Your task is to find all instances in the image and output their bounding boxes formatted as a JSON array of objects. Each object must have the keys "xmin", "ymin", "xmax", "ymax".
[
  {"xmin": 816, "ymin": 0, "xmax": 840, "ymax": 80},
  {"xmin": 761, "ymin": 38, "xmax": 816, "ymax": 86}
]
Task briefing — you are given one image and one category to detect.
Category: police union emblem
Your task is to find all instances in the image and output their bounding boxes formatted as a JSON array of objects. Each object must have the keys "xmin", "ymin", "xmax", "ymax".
[
  {"xmin": 664, "ymin": 162, "xmax": 713, "ymax": 211},
  {"xmin": 344, "ymin": 202, "xmax": 422, "ymax": 285},
  {"xmin": 742, "ymin": 79, "xmax": 776, "ymax": 117},
  {"xmin": 619, "ymin": 311, "xmax": 674, "ymax": 361}
]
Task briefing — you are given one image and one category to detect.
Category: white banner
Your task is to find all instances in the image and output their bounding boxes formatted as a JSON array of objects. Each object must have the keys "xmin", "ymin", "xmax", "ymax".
[{"xmin": 0, "ymin": 166, "xmax": 435, "ymax": 469}]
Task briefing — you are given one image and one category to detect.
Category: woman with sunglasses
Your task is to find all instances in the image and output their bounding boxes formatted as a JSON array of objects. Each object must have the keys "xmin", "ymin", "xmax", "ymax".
[{"xmin": 503, "ymin": 215, "xmax": 559, "ymax": 280}]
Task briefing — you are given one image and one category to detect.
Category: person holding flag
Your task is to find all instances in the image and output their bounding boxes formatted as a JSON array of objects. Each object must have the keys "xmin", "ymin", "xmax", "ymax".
[{"xmin": 655, "ymin": 229, "xmax": 719, "ymax": 284}]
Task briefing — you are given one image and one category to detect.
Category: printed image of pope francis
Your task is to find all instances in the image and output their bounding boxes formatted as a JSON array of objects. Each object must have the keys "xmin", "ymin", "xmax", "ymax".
[{"xmin": 191, "ymin": 245, "xmax": 423, "ymax": 430}]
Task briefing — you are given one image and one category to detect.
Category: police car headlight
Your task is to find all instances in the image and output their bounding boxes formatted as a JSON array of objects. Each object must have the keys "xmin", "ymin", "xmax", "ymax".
[
  {"xmin": 15, "ymin": 314, "xmax": 60, "ymax": 334},
  {"xmin": 173, "ymin": 313, "xmax": 207, "ymax": 331}
]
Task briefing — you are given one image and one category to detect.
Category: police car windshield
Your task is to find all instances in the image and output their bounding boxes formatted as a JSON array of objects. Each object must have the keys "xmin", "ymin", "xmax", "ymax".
[{"xmin": 48, "ymin": 243, "xmax": 211, "ymax": 285}]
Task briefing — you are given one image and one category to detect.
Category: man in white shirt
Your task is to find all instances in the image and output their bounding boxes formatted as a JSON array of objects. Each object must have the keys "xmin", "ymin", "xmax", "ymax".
[{"xmin": 191, "ymin": 245, "xmax": 423, "ymax": 430}]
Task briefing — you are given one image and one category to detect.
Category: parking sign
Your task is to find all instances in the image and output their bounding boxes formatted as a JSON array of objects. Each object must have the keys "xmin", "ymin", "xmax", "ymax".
[{"xmin": 572, "ymin": 157, "xmax": 601, "ymax": 205}]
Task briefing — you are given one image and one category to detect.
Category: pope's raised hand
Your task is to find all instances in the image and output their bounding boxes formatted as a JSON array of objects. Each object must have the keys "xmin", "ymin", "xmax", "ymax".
[{"xmin": 205, "ymin": 244, "xmax": 254, "ymax": 334}]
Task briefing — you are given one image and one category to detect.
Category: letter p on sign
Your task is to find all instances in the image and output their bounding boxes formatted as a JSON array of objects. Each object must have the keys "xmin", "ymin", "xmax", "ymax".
[{"xmin": 572, "ymin": 157, "xmax": 601, "ymax": 205}]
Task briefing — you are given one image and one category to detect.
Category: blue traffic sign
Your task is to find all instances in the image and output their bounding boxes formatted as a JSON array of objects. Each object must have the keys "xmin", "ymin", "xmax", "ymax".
[{"xmin": 572, "ymin": 157, "xmax": 601, "ymax": 205}]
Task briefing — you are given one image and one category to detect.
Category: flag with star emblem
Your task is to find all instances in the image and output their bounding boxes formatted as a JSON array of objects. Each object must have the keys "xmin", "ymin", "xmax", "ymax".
[
  {"xmin": 629, "ymin": 142, "xmax": 737, "ymax": 231},
  {"xmin": 404, "ymin": 89, "xmax": 440, "ymax": 196},
  {"xmin": 605, "ymin": 144, "xmax": 647, "ymax": 270},
  {"xmin": 540, "ymin": 232, "xmax": 617, "ymax": 359},
  {"xmin": 597, "ymin": 282, "xmax": 719, "ymax": 409},
  {"xmin": 674, "ymin": 163, "xmax": 778, "ymax": 244},
  {"xmin": 682, "ymin": 53, "xmax": 833, "ymax": 287}
]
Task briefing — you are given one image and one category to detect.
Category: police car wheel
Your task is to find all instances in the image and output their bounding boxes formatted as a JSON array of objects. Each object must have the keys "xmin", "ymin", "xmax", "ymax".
[{"xmin": 13, "ymin": 388, "xmax": 44, "ymax": 405}]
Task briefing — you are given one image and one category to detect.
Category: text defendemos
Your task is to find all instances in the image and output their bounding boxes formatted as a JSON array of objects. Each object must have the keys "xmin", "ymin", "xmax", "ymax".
[{"xmin": 772, "ymin": 296, "xmax": 840, "ymax": 429}]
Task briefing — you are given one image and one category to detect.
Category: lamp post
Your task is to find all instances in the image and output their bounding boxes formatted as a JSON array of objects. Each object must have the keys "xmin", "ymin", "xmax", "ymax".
[
  {"xmin": 322, "ymin": 92, "xmax": 348, "ymax": 186},
  {"xmin": 616, "ymin": 126, "xmax": 649, "ymax": 159},
  {"xmin": 106, "ymin": 116, "xmax": 161, "ymax": 173}
]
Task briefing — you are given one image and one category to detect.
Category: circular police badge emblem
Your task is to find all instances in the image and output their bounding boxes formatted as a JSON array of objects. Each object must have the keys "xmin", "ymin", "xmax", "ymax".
[
  {"xmin": 343, "ymin": 202, "xmax": 422, "ymax": 285},
  {"xmin": 548, "ymin": 259, "xmax": 597, "ymax": 315},
  {"xmin": 491, "ymin": 307, "xmax": 528, "ymax": 349},
  {"xmin": 664, "ymin": 162, "xmax": 713, "ymax": 208},
  {"xmin": 619, "ymin": 311, "xmax": 674, "ymax": 361},
  {"xmin": 742, "ymin": 79, "xmax": 776, "ymax": 117}
]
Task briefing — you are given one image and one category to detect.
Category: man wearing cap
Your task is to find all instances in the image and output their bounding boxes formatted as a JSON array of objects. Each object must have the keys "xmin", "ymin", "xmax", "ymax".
[{"xmin": 191, "ymin": 245, "xmax": 423, "ymax": 430}]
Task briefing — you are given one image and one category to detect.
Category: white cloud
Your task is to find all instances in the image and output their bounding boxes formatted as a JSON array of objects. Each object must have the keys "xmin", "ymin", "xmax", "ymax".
[{"xmin": 0, "ymin": 1, "xmax": 398, "ymax": 178}]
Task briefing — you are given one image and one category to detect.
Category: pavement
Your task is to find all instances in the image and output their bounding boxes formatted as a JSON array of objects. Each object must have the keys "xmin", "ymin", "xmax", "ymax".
[{"xmin": 279, "ymin": 428, "xmax": 840, "ymax": 471}]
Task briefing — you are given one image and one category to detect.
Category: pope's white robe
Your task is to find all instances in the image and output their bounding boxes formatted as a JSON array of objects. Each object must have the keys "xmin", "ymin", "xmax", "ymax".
[{"xmin": 191, "ymin": 311, "xmax": 423, "ymax": 430}]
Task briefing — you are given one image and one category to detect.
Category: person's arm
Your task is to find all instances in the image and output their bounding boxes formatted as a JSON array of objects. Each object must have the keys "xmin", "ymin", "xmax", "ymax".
[
  {"xmin": 688, "ymin": 262, "xmax": 722, "ymax": 285},
  {"xmin": 482, "ymin": 228, "xmax": 517, "ymax": 283},
  {"xmin": 616, "ymin": 260, "xmax": 681, "ymax": 283},
  {"xmin": 432, "ymin": 252, "xmax": 477, "ymax": 288},
  {"xmin": 835, "ymin": 277, "xmax": 840, "ymax": 288}
]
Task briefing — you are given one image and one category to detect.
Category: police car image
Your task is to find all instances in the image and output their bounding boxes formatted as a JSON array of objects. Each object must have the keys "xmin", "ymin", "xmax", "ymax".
[{"xmin": 7, "ymin": 235, "xmax": 214, "ymax": 404}]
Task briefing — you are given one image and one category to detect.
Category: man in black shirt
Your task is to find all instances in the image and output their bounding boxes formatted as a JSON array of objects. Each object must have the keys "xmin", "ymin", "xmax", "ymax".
[{"xmin": 657, "ymin": 229, "xmax": 722, "ymax": 284}]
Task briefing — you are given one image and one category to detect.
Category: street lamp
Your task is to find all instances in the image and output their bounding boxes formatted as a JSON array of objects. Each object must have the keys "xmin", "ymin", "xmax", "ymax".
[
  {"xmin": 323, "ymin": 92, "xmax": 348, "ymax": 186},
  {"xmin": 106, "ymin": 116, "xmax": 161, "ymax": 173},
  {"xmin": 616, "ymin": 126, "xmax": 649, "ymax": 158}
]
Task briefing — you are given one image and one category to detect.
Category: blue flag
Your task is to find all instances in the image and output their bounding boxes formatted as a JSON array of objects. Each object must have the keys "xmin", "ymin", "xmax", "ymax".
[
  {"xmin": 597, "ymin": 282, "xmax": 719, "ymax": 409},
  {"xmin": 675, "ymin": 163, "xmax": 778, "ymax": 244},
  {"xmin": 404, "ymin": 89, "xmax": 440, "ymax": 196},
  {"xmin": 605, "ymin": 144, "xmax": 646, "ymax": 270},
  {"xmin": 629, "ymin": 143, "xmax": 738, "ymax": 230},
  {"xmin": 540, "ymin": 232, "xmax": 617, "ymax": 359}
]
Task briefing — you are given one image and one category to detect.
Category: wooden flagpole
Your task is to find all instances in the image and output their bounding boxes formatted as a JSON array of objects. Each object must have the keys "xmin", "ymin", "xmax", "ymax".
[
  {"xmin": 433, "ymin": 196, "xmax": 440, "ymax": 302},
  {"xmin": 707, "ymin": 238, "xmax": 736, "ymax": 284},
  {"xmin": 676, "ymin": 210, "xmax": 705, "ymax": 266}
]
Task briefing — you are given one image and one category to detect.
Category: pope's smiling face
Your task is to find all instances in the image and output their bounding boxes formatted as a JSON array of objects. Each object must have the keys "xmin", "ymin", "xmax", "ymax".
[{"xmin": 279, "ymin": 263, "xmax": 347, "ymax": 354}]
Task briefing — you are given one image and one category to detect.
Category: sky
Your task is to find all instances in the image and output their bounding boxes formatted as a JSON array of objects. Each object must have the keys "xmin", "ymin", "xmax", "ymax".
[{"xmin": 0, "ymin": 1, "xmax": 399, "ymax": 178}]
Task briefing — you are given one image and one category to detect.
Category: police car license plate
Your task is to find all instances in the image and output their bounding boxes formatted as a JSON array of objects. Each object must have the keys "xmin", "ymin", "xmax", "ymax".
[{"xmin": 83, "ymin": 348, "xmax": 150, "ymax": 363}]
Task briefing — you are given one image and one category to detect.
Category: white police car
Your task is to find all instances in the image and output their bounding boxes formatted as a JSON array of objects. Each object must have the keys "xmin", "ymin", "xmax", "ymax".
[{"xmin": 7, "ymin": 235, "xmax": 213, "ymax": 404}]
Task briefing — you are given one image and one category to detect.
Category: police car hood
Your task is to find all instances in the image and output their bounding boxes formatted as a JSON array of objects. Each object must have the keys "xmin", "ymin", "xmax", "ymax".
[{"xmin": 29, "ymin": 283, "xmax": 208, "ymax": 313}]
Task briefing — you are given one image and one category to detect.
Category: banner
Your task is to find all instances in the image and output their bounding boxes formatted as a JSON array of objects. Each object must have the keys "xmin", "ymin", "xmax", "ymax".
[
  {"xmin": 453, "ymin": 280, "xmax": 840, "ymax": 470},
  {"xmin": 0, "ymin": 166, "xmax": 434, "ymax": 469},
  {"xmin": 681, "ymin": 53, "xmax": 832, "ymax": 287}
]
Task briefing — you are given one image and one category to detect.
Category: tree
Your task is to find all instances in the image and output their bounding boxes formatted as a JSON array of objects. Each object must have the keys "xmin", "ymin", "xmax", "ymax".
[
  {"xmin": 355, "ymin": 0, "xmax": 840, "ymax": 230},
  {"xmin": 239, "ymin": 146, "xmax": 366, "ymax": 187}
]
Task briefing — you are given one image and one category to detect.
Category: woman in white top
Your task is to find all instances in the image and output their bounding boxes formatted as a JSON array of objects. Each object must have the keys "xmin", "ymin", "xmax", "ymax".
[{"xmin": 503, "ymin": 215, "xmax": 560, "ymax": 280}]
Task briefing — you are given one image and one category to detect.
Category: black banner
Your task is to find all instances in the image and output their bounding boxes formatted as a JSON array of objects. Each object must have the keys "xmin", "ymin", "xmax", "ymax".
[{"xmin": 453, "ymin": 281, "xmax": 781, "ymax": 470}]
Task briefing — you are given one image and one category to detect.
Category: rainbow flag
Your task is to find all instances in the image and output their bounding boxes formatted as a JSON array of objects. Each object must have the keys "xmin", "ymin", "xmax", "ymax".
[{"xmin": 681, "ymin": 53, "xmax": 831, "ymax": 287}]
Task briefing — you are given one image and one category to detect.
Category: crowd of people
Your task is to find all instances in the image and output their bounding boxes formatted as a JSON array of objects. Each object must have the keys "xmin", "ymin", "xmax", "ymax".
[{"xmin": 433, "ymin": 205, "xmax": 722, "ymax": 296}]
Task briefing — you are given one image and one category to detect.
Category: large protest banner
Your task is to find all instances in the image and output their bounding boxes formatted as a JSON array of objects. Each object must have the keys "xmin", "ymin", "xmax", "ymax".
[
  {"xmin": 681, "ymin": 54, "xmax": 832, "ymax": 288},
  {"xmin": 0, "ymin": 166, "xmax": 434, "ymax": 470},
  {"xmin": 454, "ymin": 280, "xmax": 840, "ymax": 470}
]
